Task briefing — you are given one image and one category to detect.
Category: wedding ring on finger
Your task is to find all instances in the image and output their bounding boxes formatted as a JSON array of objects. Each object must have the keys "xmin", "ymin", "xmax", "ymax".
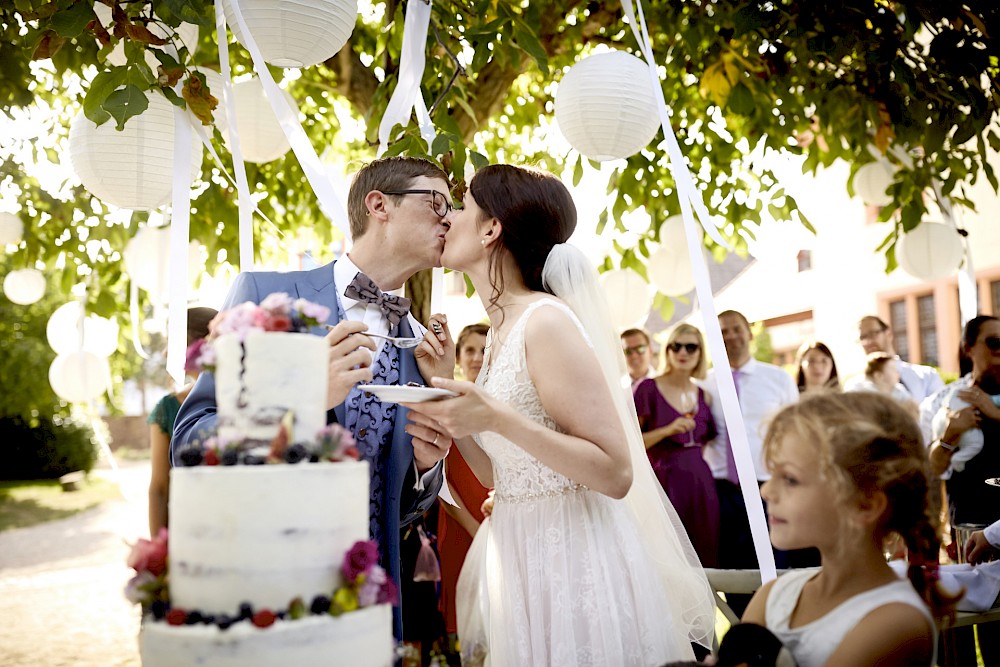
[{"xmin": 432, "ymin": 433, "xmax": 440, "ymax": 445}]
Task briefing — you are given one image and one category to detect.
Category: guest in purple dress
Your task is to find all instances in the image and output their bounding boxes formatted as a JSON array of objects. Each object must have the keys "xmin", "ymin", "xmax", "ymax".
[{"xmin": 634, "ymin": 323, "xmax": 720, "ymax": 566}]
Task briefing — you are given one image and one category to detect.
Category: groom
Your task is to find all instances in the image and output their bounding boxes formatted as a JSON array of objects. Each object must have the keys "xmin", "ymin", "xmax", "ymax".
[{"xmin": 172, "ymin": 156, "xmax": 456, "ymax": 637}]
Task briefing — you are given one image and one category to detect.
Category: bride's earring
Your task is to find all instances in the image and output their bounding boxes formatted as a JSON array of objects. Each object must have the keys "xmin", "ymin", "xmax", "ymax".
[{"xmin": 481, "ymin": 239, "xmax": 486, "ymax": 246}]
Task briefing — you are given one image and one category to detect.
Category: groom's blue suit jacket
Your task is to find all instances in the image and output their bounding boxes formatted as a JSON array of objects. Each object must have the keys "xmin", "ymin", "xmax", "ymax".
[{"xmin": 172, "ymin": 261, "xmax": 443, "ymax": 637}]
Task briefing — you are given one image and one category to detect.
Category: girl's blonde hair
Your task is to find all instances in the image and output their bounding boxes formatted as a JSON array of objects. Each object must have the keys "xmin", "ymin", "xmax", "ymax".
[
  {"xmin": 661, "ymin": 323, "xmax": 708, "ymax": 379},
  {"xmin": 763, "ymin": 391, "xmax": 958, "ymax": 621}
]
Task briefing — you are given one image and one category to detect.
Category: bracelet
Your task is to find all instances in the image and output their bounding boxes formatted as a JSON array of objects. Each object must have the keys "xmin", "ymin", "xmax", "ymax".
[{"xmin": 937, "ymin": 440, "xmax": 958, "ymax": 452}]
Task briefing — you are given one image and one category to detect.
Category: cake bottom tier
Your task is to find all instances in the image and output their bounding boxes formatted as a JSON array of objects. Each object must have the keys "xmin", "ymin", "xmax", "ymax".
[{"xmin": 140, "ymin": 604, "xmax": 393, "ymax": 667}]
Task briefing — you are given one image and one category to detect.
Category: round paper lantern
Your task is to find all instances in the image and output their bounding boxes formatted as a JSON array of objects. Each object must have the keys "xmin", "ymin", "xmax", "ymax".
[
  {"xmin": 225, "ymin": 77, "xmax": 297, "ymax": 163},
  {"xmin": 853, "ymin": 159, "xmax": 896, "ymax": 207},
  {"xmin": 46, "ymin": 301, "xmax": 119, "ymax": 357},
  {"xmin": 555, "ymin": 51, "xmax": 660, "ymax": 161},
  {"xmin": 221, "ymin": 0, "xmax": 358, "ymax": 68},
  {"xmin": 0, "ymin": 212, "xmax": 23, "ymax": 245},
  {"xmin": 896, "ymin": 221, "xmax": 964, "ymax": 281},
  {"xmin": 49, "ymin": 351, "xmax": 111, "ymax": 403},
  {"xmin": 68, "ymin": 91, "xmax": 204, "ymax": 210},
  {"xmin": 123, "ymin": 226, "xmax": 203, "ymax": 303},
  {"xmin": 600, "ymin": 269, "xmax": 651, "ymax": 329},
  {"xmin": 3, "ymin": 269, "xmax": 46, "ymax": 305},
  {"xmin": 649, "ymin": 245, "xmax": 694, "ymax": 296}
]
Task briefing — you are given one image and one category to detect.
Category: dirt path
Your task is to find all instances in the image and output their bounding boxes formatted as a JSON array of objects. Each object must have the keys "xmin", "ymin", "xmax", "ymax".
[{"xmin": 0, "ymin": 460, "xmax": 150, "ymax": 667}]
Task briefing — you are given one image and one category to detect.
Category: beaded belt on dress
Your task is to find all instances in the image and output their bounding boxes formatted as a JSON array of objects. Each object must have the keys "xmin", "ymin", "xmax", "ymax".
[{"xmin": 494, "ymin": 483, "xmax": 585, "ymax": 503}]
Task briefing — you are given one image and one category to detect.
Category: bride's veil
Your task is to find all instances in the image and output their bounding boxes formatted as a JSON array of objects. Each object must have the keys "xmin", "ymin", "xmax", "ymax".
[{"xmin": 543, "ymin": 243, "xmax": 717, "ymax": 649}]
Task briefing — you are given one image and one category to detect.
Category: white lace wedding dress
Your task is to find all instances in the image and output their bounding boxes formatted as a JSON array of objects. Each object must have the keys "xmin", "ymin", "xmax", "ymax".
[{"xmin": 456, "ymin": 300, "xmax": 698, "ymax": 666}]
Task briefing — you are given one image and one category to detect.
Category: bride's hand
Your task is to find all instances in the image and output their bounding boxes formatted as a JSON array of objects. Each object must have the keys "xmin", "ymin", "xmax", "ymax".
[{"xmin": 401, "ymin": 377, "xmax": 504, "ymax": 438}]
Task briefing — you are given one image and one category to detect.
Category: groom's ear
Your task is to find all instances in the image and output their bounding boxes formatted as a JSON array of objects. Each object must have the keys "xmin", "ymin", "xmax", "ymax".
[{"xmin": 364, "ymin": 190, "xmax": 390, "ymax": 222}]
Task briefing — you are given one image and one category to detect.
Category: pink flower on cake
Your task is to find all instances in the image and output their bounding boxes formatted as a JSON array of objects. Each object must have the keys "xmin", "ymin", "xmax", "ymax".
[
  {"xmin": 318, "ymin": 424, "xmax": 359, "ymax": 462},
  {"xmin": 128, "ymin": 528, "xmax": 168, "ymax": 576},
  {"xmin": 343, "ymin": 540, "xmax": 380, "ymax": 581}
]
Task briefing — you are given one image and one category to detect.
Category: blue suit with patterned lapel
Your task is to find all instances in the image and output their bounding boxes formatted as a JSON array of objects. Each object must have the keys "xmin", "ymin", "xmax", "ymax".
[{"xmin": 172, "ymin": 261, "xmax": 443, "ymax": 637}]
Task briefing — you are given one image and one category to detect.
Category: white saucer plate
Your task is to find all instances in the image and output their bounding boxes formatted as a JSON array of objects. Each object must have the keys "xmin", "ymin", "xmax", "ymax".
[
  {"xmin": 357, "ymin": 384, "xmax": 458, "ymax": 404},
  {"xmin": 986, "ymin": 478, "xmax": 1000, "ymax": 488}
]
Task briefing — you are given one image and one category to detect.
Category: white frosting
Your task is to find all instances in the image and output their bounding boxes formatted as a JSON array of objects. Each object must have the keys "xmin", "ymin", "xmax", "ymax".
[
  {"xmin": 141, "ymin": 604, "xmax": 393, "ymax": 667},
  {"xmin": 215, "ymin": 331, "xmax": 328, "ymax": 446},
  {"xmin": 169, "ymin": 462, "xmax": 370, "ymax": 614}
]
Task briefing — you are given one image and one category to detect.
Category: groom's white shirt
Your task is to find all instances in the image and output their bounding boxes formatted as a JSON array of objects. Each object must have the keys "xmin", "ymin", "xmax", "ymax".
[{"xmin": 333, "ymin": 255, "xmax": 438, "ymax": 491}]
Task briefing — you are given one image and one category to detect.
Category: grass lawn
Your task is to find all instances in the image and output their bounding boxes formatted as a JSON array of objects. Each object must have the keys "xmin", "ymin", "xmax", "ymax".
[{"xmin": 0, "ymin": 476, "xmax": 120, "ymax": 532}]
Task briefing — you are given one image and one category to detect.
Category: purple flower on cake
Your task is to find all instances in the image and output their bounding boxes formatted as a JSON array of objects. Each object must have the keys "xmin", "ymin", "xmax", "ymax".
[
  {"xmin": 124, "ymin": 571, "xmax": 157, "ymax": 604},
  {"xmin": 343, "ymin": 540, "xmax": 380, "ymax": 581},
  {"xmin": 318, "ymin": 424, "xmax": 359, "ymax": 462}
]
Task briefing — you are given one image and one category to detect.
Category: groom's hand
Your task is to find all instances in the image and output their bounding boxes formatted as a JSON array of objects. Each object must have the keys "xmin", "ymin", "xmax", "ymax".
[
  {"xmin": 415, "ymin": 314, "xmax": 455, "ymax": 383},
  {"xmin": 324, "ymin": 320, "xmax": 375, "ymax": 409}
]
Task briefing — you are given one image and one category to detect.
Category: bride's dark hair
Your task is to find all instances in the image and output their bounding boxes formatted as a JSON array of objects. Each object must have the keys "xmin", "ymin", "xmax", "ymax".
[{"xmin": 469, "ymin": 165, "xmax": 577, "ymax": 311}]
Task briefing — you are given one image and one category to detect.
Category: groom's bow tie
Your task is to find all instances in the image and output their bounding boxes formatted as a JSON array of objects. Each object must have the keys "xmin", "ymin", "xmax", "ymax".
[{"xmin": 344, "ymin": 272, "xmax": 411, "ymax": 327}]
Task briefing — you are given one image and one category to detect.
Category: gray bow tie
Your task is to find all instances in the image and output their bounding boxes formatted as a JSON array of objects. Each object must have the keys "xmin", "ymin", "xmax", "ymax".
[{"xmin": 344, "ymin": 272, "xmax": 411, "ymax": 327}]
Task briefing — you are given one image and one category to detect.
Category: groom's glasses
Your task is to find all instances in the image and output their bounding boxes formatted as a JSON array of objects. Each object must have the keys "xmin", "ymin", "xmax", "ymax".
[
  {"xmin": 381, "ymin": 189, "xmax": 457, "ymax": 218},
  {"xmin": 668, "ymin": 342, "xmax": 701, "ymax": 354}
]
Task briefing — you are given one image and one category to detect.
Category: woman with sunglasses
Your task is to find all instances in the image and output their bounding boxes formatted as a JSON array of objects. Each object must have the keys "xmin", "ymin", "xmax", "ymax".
[
  {"xmin": 633, "ymin": 323, "xmax": 720, "ymax": 566},
  {"xmin": 921, "ymin": 314, "xmax": 1000, "ymax": 663}
]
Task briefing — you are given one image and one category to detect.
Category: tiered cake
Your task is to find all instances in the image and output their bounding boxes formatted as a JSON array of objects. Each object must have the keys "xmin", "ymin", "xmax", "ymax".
[{"xmin": 130, "ymin": 296, "xmax": 394, "ymax": 667}]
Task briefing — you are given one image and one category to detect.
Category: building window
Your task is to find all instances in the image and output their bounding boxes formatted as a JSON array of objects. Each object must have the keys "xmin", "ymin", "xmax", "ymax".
[
  {"xmin": 889, "ymin": 299, "xmax": 909, "ymax": 361},
  {"xmin": 917, "ymin": 294, "xmax": 938, "ymax": 367},
  {"xmin": 992, "ymin": 280, "xmax": 1000, "ymax": 316},
  {"xmin": 796, "ymin": 249, "xmax": 812, "ymax": 272}
]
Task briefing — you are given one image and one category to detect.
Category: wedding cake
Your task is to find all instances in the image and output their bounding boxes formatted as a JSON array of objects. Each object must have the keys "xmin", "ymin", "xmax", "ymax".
[{"xmin": 128, "ymin": 295, "xmax": 395, "ymax": 667}]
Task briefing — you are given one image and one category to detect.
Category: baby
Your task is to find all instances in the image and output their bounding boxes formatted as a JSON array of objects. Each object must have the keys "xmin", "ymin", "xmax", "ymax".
[{"xmin": 933, "ymin": 365, "xmax": 1000, "ymax": 472}]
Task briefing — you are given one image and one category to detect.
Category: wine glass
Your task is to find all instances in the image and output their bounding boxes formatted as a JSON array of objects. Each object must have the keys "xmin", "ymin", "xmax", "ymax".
[{"xmin": 678, "ymin": 387, "xmax": 697, "ymax": 446}]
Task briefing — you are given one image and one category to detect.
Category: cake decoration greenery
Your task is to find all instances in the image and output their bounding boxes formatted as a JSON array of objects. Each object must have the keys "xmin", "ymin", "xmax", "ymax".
[
  {"xmin": 176, "ymin": 418, "xmax": 358, "ymax": 467},
  {"xmin": 125, "ymin": 537, "xmax": 394, "ymax": 631}
]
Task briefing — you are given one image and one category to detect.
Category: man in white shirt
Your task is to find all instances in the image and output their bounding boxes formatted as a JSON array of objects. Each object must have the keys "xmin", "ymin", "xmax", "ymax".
[
  {"xmin": 702, "ymin": 310, "xmax": 800, "ymax": 612},
  {"xmin": 966, "ymin": 520, "xmax": 1000, "ymax": 564},
  {"xmin": 621, "ymin": 327, "xmax": 656, "ymax": 392},
  {"xmin": 845, "ymin": 315, "xmax": 944, "ymax": 403}
]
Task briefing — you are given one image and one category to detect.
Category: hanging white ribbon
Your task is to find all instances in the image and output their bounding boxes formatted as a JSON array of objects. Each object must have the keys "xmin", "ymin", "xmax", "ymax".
[
  {"xmin": 620, "ymin": 0, "xmax": 775, "ymax": 582},
  {"xmin": 223, "ymin": 0, "xmax": 352, "ymax": 241},
  {"xmin": 376, "ymin": 0, "xmax": 437, "ymax": 155},
  {"xmin": 215, "ymin": 0, "xmax": 255, "ymax": 271},
  {"xmin": 932, "ymin": 178, "xmax": 977, "ymax": 325},
  {"xmin": 167, "ymin": 107, "xmax": 194, "ymax": 388}
]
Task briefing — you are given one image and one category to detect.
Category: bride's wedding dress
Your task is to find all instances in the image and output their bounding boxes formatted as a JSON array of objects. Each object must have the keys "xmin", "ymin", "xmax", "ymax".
[{"xmin": 457, "ymin": 299, "xmax": 711, "ymax": 666}]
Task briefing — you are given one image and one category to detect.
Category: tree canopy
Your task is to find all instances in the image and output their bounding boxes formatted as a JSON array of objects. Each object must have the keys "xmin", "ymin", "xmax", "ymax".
[{"xmin": 1, "ymin": 0, "xmax": 997, "ymax": 330}]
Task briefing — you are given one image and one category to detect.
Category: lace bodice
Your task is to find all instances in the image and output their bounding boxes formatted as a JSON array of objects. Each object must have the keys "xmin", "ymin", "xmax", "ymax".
[{"xmin": 474, "ymin": 299, "xmax": 586, "ymax": 502}]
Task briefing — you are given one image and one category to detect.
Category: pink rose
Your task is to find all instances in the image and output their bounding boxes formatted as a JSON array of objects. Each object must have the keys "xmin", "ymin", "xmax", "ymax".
[
  {"xmin": 343, "ymin": 540, "xmax": 380, "ymax": 581},
  {"xmin": 377, "ymin": 577, "xmax": 399, "ymax": 606},
  {"xmin": 264, "ymin": 314, "xmax": 292, "ymax": 332},
  {"xmin": 128, "ymin": 528, "xmax": 168, "ymax": 576},
  {"xmin": 184, "ymin": 338, "xmax": 207, "ymax": 372}
]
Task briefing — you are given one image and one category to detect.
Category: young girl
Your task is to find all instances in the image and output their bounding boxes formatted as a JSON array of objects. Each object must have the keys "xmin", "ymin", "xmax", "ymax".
[
  {"xmin": 743, "ymin": 391, "xmax": 956, "ymax": 667},
  {"xmin": 861, "ymin": 352, "xmax": 919, "ymax": 419}
]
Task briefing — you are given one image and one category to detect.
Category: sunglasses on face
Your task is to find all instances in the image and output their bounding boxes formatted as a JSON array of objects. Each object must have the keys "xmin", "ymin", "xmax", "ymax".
[
  {"xmin": 984, "ymin": 336, "xmax": 1000, "ymax": 352},
  {"xmin": 668, "ymin": 342, "xmax": 700, "ymax": 354},
  {"xmin": 624, "ymin": 345, "xmax": 648, "ymax": 356},
  {"xmin": 381, "ymin": 189, "xmax": 458, "ymax": 218}
]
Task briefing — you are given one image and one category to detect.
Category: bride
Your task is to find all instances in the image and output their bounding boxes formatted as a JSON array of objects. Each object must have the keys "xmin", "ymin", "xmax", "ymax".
[{"xmin": 404, "ymin": 164, "xmax": 715, "ymax": 665}]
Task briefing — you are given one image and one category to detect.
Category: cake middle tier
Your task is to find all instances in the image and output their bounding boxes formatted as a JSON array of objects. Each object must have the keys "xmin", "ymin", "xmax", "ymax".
[{"xmin": 169, "ymin": 461, "xmax": 370, "ymax": 615}]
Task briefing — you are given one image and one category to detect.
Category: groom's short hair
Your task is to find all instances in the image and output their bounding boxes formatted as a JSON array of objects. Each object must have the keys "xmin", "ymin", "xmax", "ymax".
[{"xmin": 348, "ymin": 156, "xmax": 449, "ymax": 239}]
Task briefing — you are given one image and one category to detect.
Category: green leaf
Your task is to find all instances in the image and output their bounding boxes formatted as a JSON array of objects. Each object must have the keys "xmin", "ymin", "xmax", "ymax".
[
  {"xmin": 160, "ymin": 85, "xmax": 185, "ymax": 108},
  {"xmin": 469, "ymin": 151, "xmax": 489, "ymax": 171},
  {"xmin": 154, "ymin": 0, "xmax": 214, "ymax": 27},
  {"xmin": 48, "ymin": 0, "xmax": 96, "ymax": 38},
  {"xmin": 596, "ymin": 209, "xmax": 609, "ymax": 235},
  {"xmin": 104, "ymin": 84, "xmax": 149, "ymax": 130},
  {"xmin": 431, "ymin": 134, "xmax": 452, "ymax": 157},
  {"xmin": 511, "ymin": 25, "xmax": 548, "ymax": 76},
  {"xmin": 572, "ymin": 156, "xmax": 583, "ymax": 187},
  {"xmin": 83, "ymin": 67, "xmax": 128, "ymax": 126},
  {"xmin": 727, "ymin": 82, "xmax": 755, "ymax": 116}
]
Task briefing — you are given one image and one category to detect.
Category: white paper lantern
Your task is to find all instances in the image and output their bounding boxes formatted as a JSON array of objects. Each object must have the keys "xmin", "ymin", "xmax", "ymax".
[
  {"xmin": 555, "ymin": 51, "xmax": 660, "ymax": 161},
  {"xmin": 68, "ymin": 91, "xmax": 204, "ymax": 210},
  {"xmin": 3, "ymin": 268, "xmax": 46, "ymax": 305},
  {"xmin": 46, "ymin": 301, "xmax": 119, "ymax": 357},
  {"xmin": 49, "ymin": 351, "xmax": 110, "ymax": 403},
  {"xmin": 896, "ymin": 221, "xmax": 964, "ymax": 281},
  {"xmin": 600, "ymin": 269, "xmax": 651, "ymax": 330},
  {"xmin": 225, "ymin": 77, "xmax": 297, "ymax": 163},
  {"xmin": 123, "ymin": 226, "xmax": 203, "ymax": 303},
  {"xmin": 853, "ymin": 158, "xmax": 896, "ymax": 207},
  {"xmin": 649, "ymin": 245, "xmax": 695, "ymax": 296},
  {"xmin": 222, "ymin": 0, "xmax": 358, "ymax": 68},
  {"xmin": 0, "ymin": 212, "xmax": 23, "ymax": 245}
]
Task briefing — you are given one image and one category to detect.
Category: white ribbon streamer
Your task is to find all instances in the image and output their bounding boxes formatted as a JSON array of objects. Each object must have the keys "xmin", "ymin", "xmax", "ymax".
[
  {"xmin": 377, "ymin": 0, "xmax": 437, "ymax": 155},
  {"xmin": 223, "ymin": 0, "xmax": 352, "ymax": 241},
  {"xmin": 168, "ymin": 107, "xmax": 194, "ymax": 388},
  {"xmin": 129, "ymin": 279, "xmax": 150, "ymax": 359},
  {"xmin": 620, "ymin": 0, "xmax": 776, "ymax": 581},
  {"xmin": 215, "ymin": 0, "xmax": 255, "ymax": 271}
]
